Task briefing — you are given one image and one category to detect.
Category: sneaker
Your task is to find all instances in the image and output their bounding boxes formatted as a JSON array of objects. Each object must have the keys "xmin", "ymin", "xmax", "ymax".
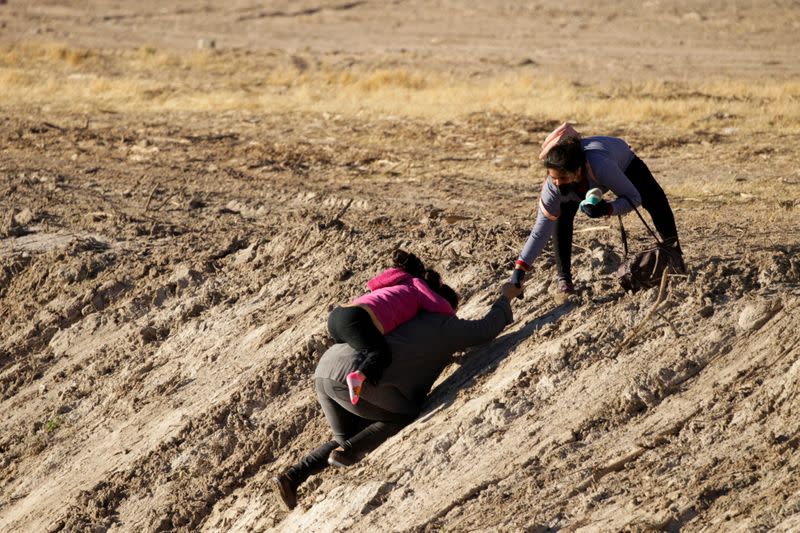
[
  {"xmin": 664, "ymin": 238, "xmax": 687, "ymax": 274},
  {"xmin": 271, "ymin": 474, "xmax": 297, "ymax": 511},
  {"xmin": 557, "ymin": 278, "xmax": 575, "ymax": 294},
  {"xmin": 673, "ymin": 249, "xmax": 688, "ymax": 275},
  {"xmin": 674, "ymin": 254, "xmax": 687, "ymax": 275},
  {"xmin": 328, "ymin": 447, "xmax": 357, "ymax": 468}
]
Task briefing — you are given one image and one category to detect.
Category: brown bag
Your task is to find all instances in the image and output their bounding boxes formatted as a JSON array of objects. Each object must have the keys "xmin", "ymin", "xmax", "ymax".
[{"xmin": 615, "ymin": 198, "xmax": 685, "ymax": 292}]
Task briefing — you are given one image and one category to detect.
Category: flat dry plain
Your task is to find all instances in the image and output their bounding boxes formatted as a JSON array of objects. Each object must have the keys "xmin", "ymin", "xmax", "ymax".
[{"xmin": 1, "ymin": 1, "xmax": 799, "ymax": 531}]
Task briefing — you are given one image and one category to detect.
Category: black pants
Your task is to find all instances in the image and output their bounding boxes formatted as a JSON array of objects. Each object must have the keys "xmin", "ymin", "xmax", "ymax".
[
  {"xmin": 327, "ymin": 305, "xmax": 391, "ymax": 382},
  {"xmin": 553, "ymin": 156, "xmax": 680, "ymax": 281},
  {"xmin": 284, "ymin": 378, "xmax": 416, "ymax": 489}
]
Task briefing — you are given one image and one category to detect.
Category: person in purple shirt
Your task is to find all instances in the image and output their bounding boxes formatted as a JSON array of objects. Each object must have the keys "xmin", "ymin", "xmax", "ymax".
[{"xmin": 511, "ymin": 127, "xmax": 684, "ymax": 294}]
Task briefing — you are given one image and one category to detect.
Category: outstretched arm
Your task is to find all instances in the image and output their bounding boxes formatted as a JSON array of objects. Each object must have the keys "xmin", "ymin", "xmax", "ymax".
[
  {"xmin": 442, "ymin": 284, "xmax": 518, "ymax": 353},
  {"xmin": 517, "ymin": 211, "xmax": 556, "ymax": 270},
  {"xmin": 513, "ymin": 178, "xmax": 560, "ymax": 282}
]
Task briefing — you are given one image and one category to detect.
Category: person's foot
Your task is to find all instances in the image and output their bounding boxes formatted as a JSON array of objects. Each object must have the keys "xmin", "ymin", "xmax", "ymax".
[
  {"xmin": 557, "ymin": 278, "xmax": 575, "ymax": 294},
  {"xmin": 672, "ymin": 248, "xmax": 688, "ymax": 274},
  {"xmin": 553, "ymin": 278, "xmax": 577, "ymax": 305},
  {"xmin": 664, "ymin": 238, "xmax": 688, "ymax": 274},
  {"xmin": 271, "ymin": 474, "xmax": 297, "ymax": 511},
  {"xmin": 674, "ymin": 254, "xmax": 688, "ymax": 275},
  {"xmin": 328, "ymin": 447, "xmax": 357, "ymax": 468}
]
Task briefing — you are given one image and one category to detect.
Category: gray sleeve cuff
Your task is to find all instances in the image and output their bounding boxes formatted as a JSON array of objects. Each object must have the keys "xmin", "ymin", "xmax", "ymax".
[{"xmin": 493, "ymin": 297, "xmax": 513, "ymax": 325}]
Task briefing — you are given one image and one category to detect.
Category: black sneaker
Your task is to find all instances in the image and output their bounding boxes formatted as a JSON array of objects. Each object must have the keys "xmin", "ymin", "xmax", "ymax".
[
  {"xmin": 557, "ymin": 278, "xmax": 576, "ymax": 294},
  {"xmin": 328, "ymin": 447, "xmax": 357, "ymax": 468},
  {"xmin": 271, "ymin": 474, "xmax": 297, "ymax": 511},
  {"xmin": 664, "ymin": 238, "xmax": 688, "ymax": 274}
]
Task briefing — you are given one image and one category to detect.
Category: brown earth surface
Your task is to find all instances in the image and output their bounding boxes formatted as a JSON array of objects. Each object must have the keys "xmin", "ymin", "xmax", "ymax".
[{"xmin": 1, "ymin": 1, "xmax": 800, "ymax": 532}]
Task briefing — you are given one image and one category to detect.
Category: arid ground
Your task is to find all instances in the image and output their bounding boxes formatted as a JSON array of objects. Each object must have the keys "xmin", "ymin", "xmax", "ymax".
[{"xmin": 1, "ymin": 1, "xmax": 799, "ymax": 531}]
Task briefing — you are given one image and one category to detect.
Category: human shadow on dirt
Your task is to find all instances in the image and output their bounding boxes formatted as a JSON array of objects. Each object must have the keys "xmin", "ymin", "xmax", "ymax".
[{"xmin": 418, "ymin": 300, "xmax": 577, "ymax": 420}]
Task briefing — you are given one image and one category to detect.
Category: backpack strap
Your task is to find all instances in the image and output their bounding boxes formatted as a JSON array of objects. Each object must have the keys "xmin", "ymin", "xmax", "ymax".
[
  {"xmin": 618, "ymin": 215, "xmax": 629, "ymax": 256},
  {"xmin": 619, "ymin": 195, "xmax": 662, "ymax": 244}
]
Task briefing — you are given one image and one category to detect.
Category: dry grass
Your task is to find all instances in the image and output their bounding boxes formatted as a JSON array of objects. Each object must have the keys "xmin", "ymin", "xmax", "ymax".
[{"xmin": 2, "ymin": 43, "xmax": 799, "ymax": 135}]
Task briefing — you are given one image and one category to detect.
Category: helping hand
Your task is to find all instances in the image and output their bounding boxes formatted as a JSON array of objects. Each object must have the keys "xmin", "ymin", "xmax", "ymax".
[
  {"xmin": 509, "ymin": 269, "xmax": 526, "ymax": 300},
  {"xmin": 502, "ymin": 282, "xmax": 524, "ymax": 301}
]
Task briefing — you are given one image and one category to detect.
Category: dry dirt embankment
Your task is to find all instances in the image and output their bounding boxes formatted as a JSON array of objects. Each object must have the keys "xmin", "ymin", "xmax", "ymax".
[
  {"xmin": 0, "ymin": 107, "xmax": 799, "ymax": 531},
  {"xmin": 2, "ymin": 0, "xmax": 800, "ymax": 529}
]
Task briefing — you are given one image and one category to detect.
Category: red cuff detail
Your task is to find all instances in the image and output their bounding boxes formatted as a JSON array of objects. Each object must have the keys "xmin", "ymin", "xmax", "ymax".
[{"xmin": 515, "ymin": 260, "xmax": 531, "ymax": 271}]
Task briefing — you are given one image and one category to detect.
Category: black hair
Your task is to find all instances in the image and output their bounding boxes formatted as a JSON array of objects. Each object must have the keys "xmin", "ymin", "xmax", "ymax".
[
  {"xmin": 392, "ymin": 248, "xmax": 425, "ymax": 278},
  {"xmin": 393, "ymin": 250, "xmax": 459, "ymax": 309},
  {"xmin": 423, "ymin": 268, "xmax": 442, "ymax": 289},
  {"xmin": 436, "ymin": 284, "xmax": 459, "ymax": 310},
  {"xmin": 423, "ymin": 268, "xmax": 459, "ymax": 310},
  {"xmin": 543, "ymin": 136, "xmax": 585, "ymax": 173}
]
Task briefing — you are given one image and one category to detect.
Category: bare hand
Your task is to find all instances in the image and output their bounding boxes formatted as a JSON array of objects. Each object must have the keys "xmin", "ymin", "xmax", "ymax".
[{"xmin": 501, "ymin": 282, "xmax": 523, "ymax": 301}]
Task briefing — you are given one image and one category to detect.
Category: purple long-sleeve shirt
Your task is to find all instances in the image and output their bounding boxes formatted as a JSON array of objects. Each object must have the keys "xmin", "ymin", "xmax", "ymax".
[
  {"xmin": 352, "ymin": 268, "xmax": 454, "ymax": 334},
  {"xmin": 517, "ymin": 136, "xmax": 641, "ymax": 267}
]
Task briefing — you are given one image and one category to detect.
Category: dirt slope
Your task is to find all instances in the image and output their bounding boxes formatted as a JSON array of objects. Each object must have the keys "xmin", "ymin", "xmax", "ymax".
[
  {"xmin": 1, "ymin": 109, "xmax": 798, "ymax": 531},
  {"xmin": 2, "ymin": 1, "xmax": 800, "ymax": 531}
]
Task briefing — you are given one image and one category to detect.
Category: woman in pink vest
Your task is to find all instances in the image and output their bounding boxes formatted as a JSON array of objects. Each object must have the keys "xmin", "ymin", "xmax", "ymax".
[{"xmin": 327, "ymin": 249, "xmax": 457, "ymax": 404}]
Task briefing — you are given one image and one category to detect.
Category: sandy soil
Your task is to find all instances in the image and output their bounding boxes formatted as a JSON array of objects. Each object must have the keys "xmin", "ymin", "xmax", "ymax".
[
  {"xmin": 1, "ymin": 1, "xmax": 800, "ymax": 532},
  {"xmin": 4, "ymin": 0, "xmax": 800, "ymax": 82}
]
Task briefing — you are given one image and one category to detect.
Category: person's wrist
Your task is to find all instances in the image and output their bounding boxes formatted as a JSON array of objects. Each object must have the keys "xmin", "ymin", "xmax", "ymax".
[
  {"xmin": 510, "ymin": 268, "xmax": 525, "ymax": 287},
  {"xmin": 501, "ymin": 284, "xmax": 514, "ymax": 301}
]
